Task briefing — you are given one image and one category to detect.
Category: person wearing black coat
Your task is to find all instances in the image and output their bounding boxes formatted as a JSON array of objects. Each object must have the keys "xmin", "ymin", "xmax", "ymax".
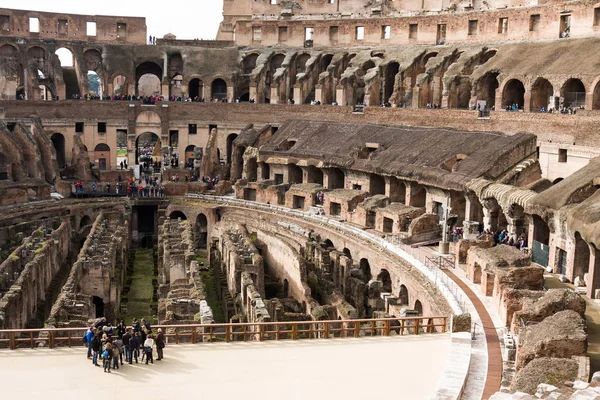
[
  {"xmin": 91, "ymin": 334, "xmax": 102, "ymax": 366},
  {"xmin": 129, "ymin": 332, "xmax": 140, "ymax": 364}
]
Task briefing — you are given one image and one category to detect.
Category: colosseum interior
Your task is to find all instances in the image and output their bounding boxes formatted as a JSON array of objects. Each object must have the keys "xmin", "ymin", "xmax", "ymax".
[{"xmin": 2, "ymin": 1, "xmax": 600, "ymax": 398}]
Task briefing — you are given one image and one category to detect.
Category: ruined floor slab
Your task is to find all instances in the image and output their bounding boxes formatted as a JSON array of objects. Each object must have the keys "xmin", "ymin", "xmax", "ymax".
[{"xmin": 0, "ymin": 335, "xmax": 451, "ymax": 399}]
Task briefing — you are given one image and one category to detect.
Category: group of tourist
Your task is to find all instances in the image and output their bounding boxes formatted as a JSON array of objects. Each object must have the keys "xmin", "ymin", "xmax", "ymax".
[
  {"xmin": 126, "ymin": 177, "xmax": 165, "ymax": 198},
  {"xmin": 84, "ymin": 317, "xmax": 165, "ymax": 373}
]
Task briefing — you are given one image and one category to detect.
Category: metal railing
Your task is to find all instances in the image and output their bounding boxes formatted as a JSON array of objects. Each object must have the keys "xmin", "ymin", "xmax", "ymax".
[{"xmin": 0, "ymin": 316, "xmax": 448, "ymax": 350}]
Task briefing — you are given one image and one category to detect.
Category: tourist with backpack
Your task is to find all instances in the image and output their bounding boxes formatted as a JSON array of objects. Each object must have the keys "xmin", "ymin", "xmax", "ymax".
[
  {"xmin": 144, "ymin": 334, "xmax": 155, "ymax": 365},
  {"xmin": 103, "ymin": 341, "xmax": 113, "ymax": 373}
]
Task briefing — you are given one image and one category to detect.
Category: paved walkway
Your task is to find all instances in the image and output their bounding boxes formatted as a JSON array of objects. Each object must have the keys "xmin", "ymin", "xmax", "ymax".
[
  {"xmin": 444, "ymin": 269, "xmax": 503, "ymax": 399},
  {"xmin": 0, "ymin": 335, "xmax": 451, "ymax": 400}
]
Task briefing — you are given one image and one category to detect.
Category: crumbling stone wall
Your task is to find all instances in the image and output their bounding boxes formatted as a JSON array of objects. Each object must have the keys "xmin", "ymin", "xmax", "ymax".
[
  {"xmin": 0, "ymin": 221, "xmax": 71, "ymax": 329},
  {"xmin": 46, "ymin": 210, "xmax": 130, "ymax": 327}
]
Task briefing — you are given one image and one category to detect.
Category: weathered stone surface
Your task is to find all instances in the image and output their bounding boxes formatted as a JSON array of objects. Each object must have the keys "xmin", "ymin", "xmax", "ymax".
[
  {"xmin": 511, "ymin": 357, "xmax": 580, "ymax": 394},
  {"xmin": 452, "ymin": 313, "xmax": 471, "ymax": 333},
  {"xmin": 516, "ymin": 310, "xmax": 587, "ymax": 371}
]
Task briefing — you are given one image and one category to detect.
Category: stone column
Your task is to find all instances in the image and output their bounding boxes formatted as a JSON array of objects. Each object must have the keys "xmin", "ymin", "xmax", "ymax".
[
  {"xmin": 293, "ymin": 85, "xmax": 302, "ymax": 105},
  {"xmin": 270, "ymin": 87, "xmax": 280, "ymax": 104},
  {"xmin": 315, "ymin": 85, "xmax": 323, "ymax": 104},
  {"xmin": 481, "ymin": 199, "xmax": 498, "ymax": 232},
  {"xmin": 249, "ymin": 84, "xmax": 258, "ymax": 102},
  {"xmin": 587, "ymin": 244, "xmax": 600, "ymax": 299},
  {"xmin": 336, "ymin": 86, "xmax": 345, "ymax": 106},
  {"xmin": 523, "ymin": 90, "xmax": 532, "ymax": 112}
]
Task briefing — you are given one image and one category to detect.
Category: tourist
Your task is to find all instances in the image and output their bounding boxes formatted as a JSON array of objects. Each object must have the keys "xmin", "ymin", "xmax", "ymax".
[
  {"xmin": 103, "ymin": 341, "xmax": 113, "ymax": 373},
  {"xmin": 112, "ymin": 338, "xmax": 122, "ymax": 369},
  {"xmin": 85, "ymin": 326, "xmax": 95, "ymax": 358},
  {"xmin": 91, "ymin": 332, "xmax": 101, "ymax": 366},
  {"xmin": 156, "ymin": 328, "xmax": 165, "ymax": 360},
  {"xmin": 144, "ymin": 334, "xmax": 155, "ymax": 364},
  {"xmin": 129, "ymin": 331, "xmax": 140, "ymax": 364},
  {"xmin": 123, "ymin": 328, "xmax": 132, "ymax": 363},
  {"xmin": 94, "ymin": 316, "xmax": 107, "ymax": 330}
]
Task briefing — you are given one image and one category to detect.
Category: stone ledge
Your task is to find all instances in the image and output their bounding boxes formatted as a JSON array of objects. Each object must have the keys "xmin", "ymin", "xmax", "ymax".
[{"xmin": 432, "ymin": 332, "xmax": 473, "ymax": 400}]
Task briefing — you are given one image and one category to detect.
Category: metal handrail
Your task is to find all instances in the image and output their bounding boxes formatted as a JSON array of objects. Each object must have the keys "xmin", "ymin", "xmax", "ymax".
[{"xmin": 0, "ymin": 316, "xmax": 448, "ymax": 350}]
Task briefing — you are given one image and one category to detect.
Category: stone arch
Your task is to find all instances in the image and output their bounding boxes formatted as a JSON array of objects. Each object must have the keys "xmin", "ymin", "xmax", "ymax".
[
  {"xmin": 271, "ymin": 53, "xmax": 286, "ymax": 70},
  {"xmin": 295, "ymin": 53, "xmax": 311, "ymax": 72},
  {"xmin": 502, "ymin": 78, "xmax": 525, "ymax": 109},
  {"xmin": 530, "ymin": 77, "xmax": 554, "ymax": 111},
  {"xmin": 449, "ymin": 77, "xmax": 472, "ymax": 109},
  {"xmin": 168, "ymin": 53, "xmax": 183, "ymax": 78},
  {"xmin": 84, "ymin": 49, "xmax": 103, "ymax": 72},
  {"xmin": 50, "ymin": 133, "xmax": 66, "ymax": 168},
  {"xmin": 414, "ymin": 299, "xmax": 423, "ymax": 315},
  {"xmin": 169, "ymin": 210, "xmax": 188, "ymax": 220},
  {"xmin": 398, "ymin": 284, "xmax": 409, "ymax": 305},
  {"xmin": 476, "ymin": 71, "xmax": 499, "ymax": 108},
  {"xmin": 306, "ymin": 166, "xmax": 323, "ymax": 185},
  {"xmin": 136, "ymin": 110, "xmax": 161, "ymax": 124},
  {"xmin": 327, "ymin": 168, "xmax": 345, "ymax": 190},
  {"xmin": 288, "ymin": 164, "xmax": 303, "ymax": 184},
  {"xmin": 377, "ymin": 269, "xmax": 392, "ymax": 293},
  {"xmin": 370, "ymin": 174, "xmax": 385, "ymax": 195},
  {"xmin": 242, "ymin": 53, "xmax": 259, "ymax": 74},
  {"xmin": 573, "ymin": 232, "xmax": 590, "ymax": 282},
  {"xmin": 343, "ymin": 248, "xmax": 352, "ymax": 259},
  {"xmin": 211, "ymin": 78, "xmax": 228, "ymax": 101},
  {"xmin": 359, "ymin": 258, "xmax": 371, "ymax": 282},
  {"xmin": 283, "ymin": 279, "xmax": 289, "ymax": 298},
  {"xmin": 188, "ymin": 77, "xmax": 204, "ymax": 99},
  {"xmin": 226, "ymin": 133, "xmax": 238, "ymax": 164},
  {"xmin": 135, "ymin": 61, "xmax": 162, "ymax": 96},
  {"xmin": 94, "ymin": 143, "xmax": 110, "ymax": 171},
  {"xmin": 320, "ymin": 53, "xmax": 334, "ymax": 71},
  {"xmin": 196, "ymin": 213, "xmax": 208, "ymax": 248},
  {"xmin": 560, "ymin": 78, "xmax": 586, "ymax": 107},
  {"xmin": 591, "ymin": 76, "xmax": 600, "ymax": 110},
  {"xmin": 384, "ymin": 62, "xmax": 399, "ymax": 104},
  {"xmin": 135, "ymin": 132, "xmax": 160, "ymax": 165}
]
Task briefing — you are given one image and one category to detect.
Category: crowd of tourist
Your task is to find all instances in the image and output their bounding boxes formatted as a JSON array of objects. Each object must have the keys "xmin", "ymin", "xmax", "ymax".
[{"xmin": 84, "ymin": 317, "xmax": 165, "ymax": 373}]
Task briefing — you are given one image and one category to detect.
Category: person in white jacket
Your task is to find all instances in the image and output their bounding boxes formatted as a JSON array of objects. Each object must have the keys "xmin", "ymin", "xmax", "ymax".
[{"xmin": 144, "ymin": 334, "xmax": 154, "ymax": 365}]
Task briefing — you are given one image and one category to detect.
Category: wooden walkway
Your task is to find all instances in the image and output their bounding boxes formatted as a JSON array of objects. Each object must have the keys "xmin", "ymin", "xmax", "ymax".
[{"xmin": 444, "ymin": 269, "xmax": 503, "ymax": 399}]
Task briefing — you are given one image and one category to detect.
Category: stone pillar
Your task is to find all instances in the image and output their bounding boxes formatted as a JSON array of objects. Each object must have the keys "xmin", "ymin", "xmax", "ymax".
[
  {"xmin": 270, "ymin": 87, "xmax": 279, "ymax": 104},
  {"xmin": 336, "ymin": 86, "xmax": 345, "ymax": 106},
  {"xmin": 433, "ymin": 76, "xmax": 442, "ymax": 106},
  {"xmin": 315, "ymin": 85, "xmax": 323, "ymax": 104},
  {"xmin": 481, "ymin": 199, "xmax": 498, "ymax": 232},
  {"xmin": 293, "ymin": 85, "xmax": 302, "ymax": 105},
  {"xmin": 412, "ymin": 86, "xmax": 420, "ymax": 109},
  {"xmin": 586, "ymin": 91, "xmax": 594, "ymax": 111},
  {"xmin": 523, "ymin": 90, "xmax": 532, "ymax": 112},
  {"xmin": 249, "ymin": 84, "xmax": 258, "ymax": 102},
  {"xmin": 464, "ymin": 194, "xmax": 480, "ymax": 223},
  {"xmin": 227, "ymin": 86, "xmax": 234, "ymax": 103},
  {"xmin": 495, "ymin": 88, "xmax": 502, "ymax": 110}
]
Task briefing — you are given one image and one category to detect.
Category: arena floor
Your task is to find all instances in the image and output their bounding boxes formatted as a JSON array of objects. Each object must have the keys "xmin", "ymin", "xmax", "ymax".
[{"xmin": 0, "ymin": 334, "xmax": 451, "ymax": 399}]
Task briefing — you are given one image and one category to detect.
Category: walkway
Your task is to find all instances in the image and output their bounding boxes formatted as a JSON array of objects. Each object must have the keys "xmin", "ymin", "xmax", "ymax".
[
  {"xmin": 121, "ymin": 247, "xmax": 156, "ymax": 324},
  {"xmin": 444, "ymin": 268, "xmax": 502, "ymax": 399},
  {"xmin": 0, "ymin": 335, "xmax": 451, "ymax": 400}
]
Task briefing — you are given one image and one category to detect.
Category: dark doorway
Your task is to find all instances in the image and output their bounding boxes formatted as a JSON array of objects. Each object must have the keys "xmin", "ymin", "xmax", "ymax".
[
  {"xmin": 92, "ymin": 296, "xmax": 105, "ymax": 318},
  {"xmin": 51, "ymin": 133, "xmax": 66, "ymax": 168}
]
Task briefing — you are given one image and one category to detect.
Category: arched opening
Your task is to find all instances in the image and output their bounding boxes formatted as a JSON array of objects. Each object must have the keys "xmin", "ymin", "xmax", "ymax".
[
  {"xmin": 135, "ymin": 132, "xmax": 160, "ymax": 166},
  {"xmin": 51, "ymin": 133, "xmax": 66, "ymax": 168},
  {"xmin": 94, "ymin": 143, "xmax": 110, "ymax": 171},
  {"xmin": 449, "ymin": 78, "xmax": 472, "ymax": 109},
  {"xmin": 476, "ymin": 72, "xmax": 499, "ymax": 108},
  {"xmin": 408, "ymin": 183, "xmax": 426, "ymax": 207},
  {"xmin": 92, "ymin": 296, "xmax": 104, "ymax": 318},
  {"xmin": 384, "ymin": 62, "xmax": 399, "ymax": 104},
  {"xmin": 196, "ymin": 213, "xmax": 208, "ymax": 248},
  {"xmin": 502, "ymin": 79, "xmax": 525, "ymax": 109},
  {"xmin": 370, "ymin": 174, "xmax": 385, "ymax": 195},
  {"xmin": 561, "ymin": 78, "xmax": 586, "ymax": 108},
  {"xmin": 377, "ymin": 269, "xmax": 392, "ymax": 293},
  {"xmin": 112, "ymin": 75, "xmax": 128, "ymax": 96},
  {"xmin": 283, "ymin": 279, "xmax": 289, "ymax": 298},
  {"xmin": 328, "ymin": 168, "xmax": 345, "ymax": 190},
  {"xmin": 259, "ymin": 162, "xmax": 270, "ymax": 180},
  {"xmin": 530, "ymin": 78, "xmax": 554, "ymax": 111},
  {"xmin": 188, "ymin": 78, "xmax": 204, "ymax": 100},
  {"xmin": 306, "ymin": 166, "xmax": 324, "ymax": 185},
  {"xmin": 288, "ymin": 164, "xmax": 303, "ymax": 184},
  {"xmin": 0, "ymin": 153, "xmax": 8, "ymax": 181},
  {"xmin": 80, "ymin": 215, "xmax": 92, "ymax": 229},
  {"xmin": 246, "ymin": 158, "xmax": 258, "ymax": 182},
  {"xmin": 185, "ymin": 145, "xmax": 195, "ymax": 167},
  {"xmin": 87, "ymin": 71, "xmax": 102, "ymax": 98},
  {"xmin": 573, "ymin": 232, "xmax": 590, "ymax": 283},
  {"xmin": 343, "ymin": 248, "xmax": 352, "ymax": 259},
  {"xmin": 135, "ymin": 62, "xmax": 162, "ymax": 96},
  {"xmin": 398, "ymin": 284, "xmax": 408, "ymax": 305},
  {"xmin": 553, "ymin": 178, "xmax": 564, "ymax": 185},
  {"xmin": 359, "ymin": 258, "xmax": 371, "ymax": 282},
  {"xmin": 531, "ymin": 214, "xmax": 550, "ymax": 267},
  {"xmin": 322, "ymin": 239, "xmax": 334, "ymax": 250},
  {"xmin": 414, "ymin": 299, "xmax": 423, "ymax": 315},
  {"xmin": 55, "ymin": 47, "xmax": 80, "ymax": 99},
  {"xmin": 211, "ymin": 78, "xmax": 228, "ymax": 101},
  {"xmin": 226, "ymin": 134, "xmax": 238, "ymax": 164},
  {"xmin": 243, "ymin": 53, "xmax": 259, "ymax": 74},
  {"xmin": 295, "ymin": 53, "xmax": 311, "ymax": 73},
  {"xmin": 0, "ymin": 45, "xmax": 19, "ymax": 99},
  {"xmin": 169, "ymin": 210, "xmax": 188, "ymax": 220}
]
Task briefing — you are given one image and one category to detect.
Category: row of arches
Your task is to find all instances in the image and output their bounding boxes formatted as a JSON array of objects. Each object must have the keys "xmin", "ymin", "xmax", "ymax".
[{"xmin": 167, "ymin": 210, "xmax": 209, "ymax": 249}]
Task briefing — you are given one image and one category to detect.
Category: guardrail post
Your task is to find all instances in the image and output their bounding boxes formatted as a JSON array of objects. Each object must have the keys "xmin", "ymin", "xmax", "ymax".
[
  {"xmin": 192, "ymin": 328, "xmax": 197, "ymax": 344},
  {"xmin": 292, "ymin": 324, "xmax": 298, "ymax": 340},
  {"xmin": 354, "ymin": 322, "xmax": 360, "ymax": 338},
  {"xmin": 414, "ymin": 318, "xmax": 420, "ymax": 335},
  {"xmin": 324, "ymin": 322, "xmax": 330, "ymax": 339},
  {"xmin": 259, "ymin": 324, "xmax": 264, "ymax": 341},
  {"xmin": 384, "ymin": 320, "xmax": 390, "ymax": 336},
  {"xmin": 9, "ymin": 332, "xmax": 16, "ymax": 350},
  {"xmin": 226, "ymin": 325, "xmax": 231, "ymax": 343},
  {"xmin": 49, "ymin": 331, "xmax": 54, "ymax": 349}
]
